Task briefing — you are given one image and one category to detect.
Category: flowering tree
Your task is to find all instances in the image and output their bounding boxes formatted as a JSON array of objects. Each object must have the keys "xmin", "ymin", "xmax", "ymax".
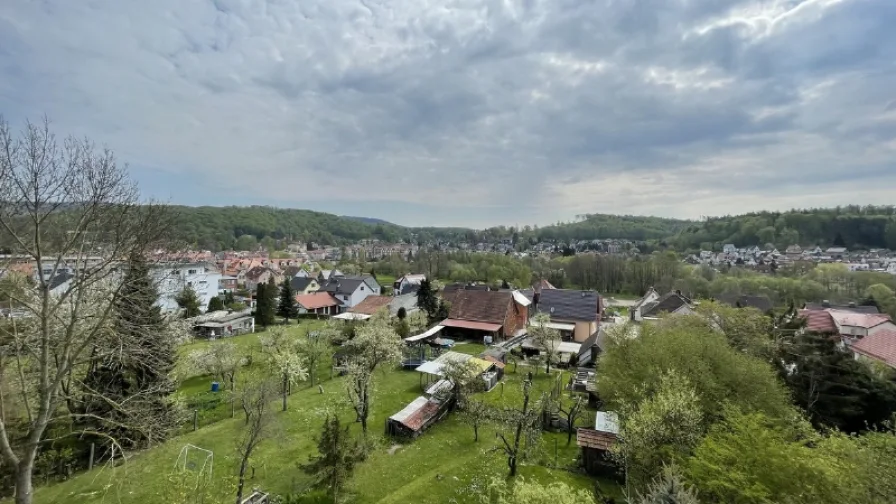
[
  {"xmin": 259, "ymin": 328, "xmax": 308, "ymax": 411},
  {"xmin": 342, "ymin": 312, "xmax": 403, "ymax": 433}
]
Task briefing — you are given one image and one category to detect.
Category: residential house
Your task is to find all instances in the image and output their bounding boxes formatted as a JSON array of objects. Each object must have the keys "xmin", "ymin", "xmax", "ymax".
[
  {"xmin": 295, "ymin": 292, "xmax": 342, "ymax": 316},
  {"xmin": 805, "ymin": 301, "xmax": 879, "ymax": 314},
  {"xmin": 348, "ymin": 275, "xmax": 382, "ymax": 295},
  {"xmin": 851, "ymin": 329, "xmax": 896, "ymax": 369},
  {"xmin": 316, "ymin": 269, "xmax": 344, "ymax": 283},
  {"xmin": 629, "ymin": 287, "xmax": 660, "ymax": 322},
  {"xmin": 290, "ymin": 277, "xmax": 320, "ymax": 295},
  {"xmin": 827, "ymin": 310, "xmax": 895, "ymax": 343},
  {"xmin": 218, "ymin": 276, "xmax": 238, "ymax": 292},
  {"xmin": 319, "ymin": 277, "xmax": 376, "ymax": 310},
  {"xmin": 190, "ymin": 309, "xmax": 255, "ymax": 338},
  {"xmin": 577, "ymin": 411, "xmax": 620, "ymax": 477},
  {"xmin": 153, "ymin": 262, "xmax": 223, "ymax": 313},
  {"xmin": 440, "ymin": 289, "xmax": 530, "ymax": 341},
  {"xmin": 722, "ymin": 244, "xmax": 737, "ymax": 254},
  {"xmin": 244, "ymin": 266, "xmax": 282, "ymax": 291},
  {"xmin": 349, "ymin": 295, "xmax": 393, "ymax": 316},
  {"xmin": 633, "ymin": 290, "xmax": 694, "ymax": 321},
  {"xmin": 826, "ymin": 247, "xmax": 848, "ymax": 260},
  {"xmin": 393, "ymin": 274, "xmax": 426, "ymax": 295},
  {"xmin": 522, "ymin": 289, "xmax": 602, "ymax": 343}
]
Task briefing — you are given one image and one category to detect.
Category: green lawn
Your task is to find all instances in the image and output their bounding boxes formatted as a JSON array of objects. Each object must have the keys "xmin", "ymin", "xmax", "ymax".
[{"xmin": 34, "ymin": 357, "xmax": 618, "ymax": 503}]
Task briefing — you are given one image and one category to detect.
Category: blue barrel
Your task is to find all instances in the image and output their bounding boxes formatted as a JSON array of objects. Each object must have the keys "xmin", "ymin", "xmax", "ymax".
[{"xmin": 211, "ymin": 381, "xmax": 220, "ymax": 393}]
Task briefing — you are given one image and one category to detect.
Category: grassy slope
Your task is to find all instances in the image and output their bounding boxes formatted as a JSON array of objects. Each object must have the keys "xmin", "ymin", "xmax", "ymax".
[{"xmin": 34, "ymin": 335, "xmax": 620, "ymax": 504}]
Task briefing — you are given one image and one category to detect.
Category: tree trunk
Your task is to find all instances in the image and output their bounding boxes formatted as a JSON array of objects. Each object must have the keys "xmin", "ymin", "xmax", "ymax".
[
  {"xmin": 235, "ymin": 456, "xmax": 249, "ymax": 504},
  {"xmin": 473, "ymin": 424, "xmax": 479, "ymax": 442},
  {"xmin": 508, "ymin": 455, "xmax": 517, "ymax": 477},
  {"xmin": 15, "ymin": 464, "xmax": 33, "ymax": 504},
  {"xmin": 567, "ymin": 426, "xmax": 574, "ymax": 445},
  {"xmin": 282, "ymin": 373, "xmax": 288, "ymax": 412},
  {"xmin": 360, "ymin": 414, "xmax": 367, "ymax": 434}
]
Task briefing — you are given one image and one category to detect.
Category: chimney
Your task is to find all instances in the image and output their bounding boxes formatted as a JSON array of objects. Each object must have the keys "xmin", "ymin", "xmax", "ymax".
[{"xmin": 822, "ymin": 300, "xmax": 830, "ymax": 308}]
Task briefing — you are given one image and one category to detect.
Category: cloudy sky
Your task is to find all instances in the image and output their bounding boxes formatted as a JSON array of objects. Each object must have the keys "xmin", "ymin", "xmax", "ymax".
[{"xmin": 1, "ymin": 0, "xmax": 894, "ymax": 228}]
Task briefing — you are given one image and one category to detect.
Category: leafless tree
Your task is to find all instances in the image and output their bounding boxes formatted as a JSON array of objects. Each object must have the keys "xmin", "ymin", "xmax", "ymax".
[
  {"xmin": 558, "ymin": 396, "xmax": 585, "ymax": 445},
  {"xmin": 235, "ymin": 376, "xmax": 278, "ymax": 504},
  {"xmin": 529, "ymin": 313, "xmax": 561, "ymax": 374},
  {"xmin": 492, "ymin": 372, "xmax": 542, "ymax": 477},
  {"xmin": 0, "ymin": 116, "xmax": 173, "ymax": 504}
]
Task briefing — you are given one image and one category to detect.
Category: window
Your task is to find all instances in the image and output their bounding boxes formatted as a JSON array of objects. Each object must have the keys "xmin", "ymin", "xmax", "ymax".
[
  {"xmin": 360, "ymin": 286, "xmax": 364, "ymax": 291},
  {"xmin": 188, "ymin": 269, "xmax": 197, "ymax": 275}
]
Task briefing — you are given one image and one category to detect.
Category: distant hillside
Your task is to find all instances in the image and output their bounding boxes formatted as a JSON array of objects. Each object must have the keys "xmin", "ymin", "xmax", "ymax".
[
  {"xmin": 167, "ymin": 205, "xmax": 896, "ymax": 252},
  {"xmin": 672, "ymin": 206, "xmax": 896, "ymax": 250},
  {"xmin": 341, "ymin": 216, "xmax": 394, "ymax": 226},
  {"xmin": 170, "ymin": 206, "xmax": 409, "ymax": 250},
  {"xmin": 535, "ymin": 214, "xmax": 693, "ymax": 242}
]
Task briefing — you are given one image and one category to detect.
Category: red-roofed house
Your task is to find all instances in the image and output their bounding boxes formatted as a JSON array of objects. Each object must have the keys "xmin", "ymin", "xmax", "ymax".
[
  {"xmin": 828, "ymin": 309, "xmax": 896, "ymax": 343},
  {"xmin": 349, "ymin": 296, "xmax": 393, "ymax": 316},
  {"xmin": 851, "ymin": 329, "xmax": 896, "ymax": 369},
  {"xmin": 799, "ymin": 309, "xmax": 837, "ymax": 334},
  {"xmin": 295, "ymin": 292, "xmax": 342, "ymax": 316}
]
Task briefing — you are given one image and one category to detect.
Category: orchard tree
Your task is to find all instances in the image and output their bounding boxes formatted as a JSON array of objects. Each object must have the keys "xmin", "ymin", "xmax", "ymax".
[
  {"xmin": 296, "ymin": 327, "xmax": 334, "ymax": 386},
  {"xmin": 493, "ymin": 373, "xmax": 542, "ymax": 477},
  {"xmin": 234, "ymin": 376, "xmax": 278, "ymax": 504},
  {"xmin": 341, "ymin": 312, "xmax": 403, "ymax": 433},
  {"xmin": 529, "ymin": 313, "xmax": 561, "ymax": 374},
  {"xmin": 258, "ymin": 328, "xmax": 308, "ymax": 411},
  {"xmin": 0, "ymin": 116, "xmax": 173, "ymax": 504},
  {"xmin": 188, "ymin": 342, "xmax": 246, "ymax": 417},
  {"xmin": 480, "ymin": 476, "xmax": 596, "ymax": 504}
]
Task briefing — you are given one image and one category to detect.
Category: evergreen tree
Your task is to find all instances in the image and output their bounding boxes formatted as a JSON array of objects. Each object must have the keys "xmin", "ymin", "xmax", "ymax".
[
  {"xmin": 301, "ymin": 415, "xmax": 365, "ymax": 502},
  {"xmin": 277, "ymin": 278, "xmax": 298, "ymax": 322},
  {"xmin": 416, "ymin": 278, "xmax": 439, "ymax": 320},
  {"xmin": 175, "ymin": 284, "xmax": 201, "ymax": 318},
  {"xmin": 81, "ymin": 254, "xmax": 178, "ymax": 449},
  {"xmin": 255, "ymin": 281, "xmax": 276, "ymax": 327},
  {"xmin": 778, "ymin": 331, "xmax": 896, "ymax": 433},
  {"xmin": 207, "ymin": 295, "xmax": 225, "ymax": 312}
]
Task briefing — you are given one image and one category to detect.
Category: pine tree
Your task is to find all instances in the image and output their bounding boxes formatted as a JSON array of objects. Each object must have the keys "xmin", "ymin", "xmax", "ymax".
[
  {"xmin": 277, "ymin": 278, "xmax": 298, "ymax": 322},
  {"xmin": 81, "ymin": 254, "xmax": 178, "ymax": 449},
  {"xmin": 175, "ymin": 284, "xmax": 201, "ymax": 318},
  {"xmin": 417, "ymin": 278, "xmax": 439, "ymax": 320},
  {"xmin": 301, "ymin": 415, "xmax": 365, "ymax": 502},
  {"xmin": 779, "ymin": 331, "xmax": 896, "ymax": 433},
  {"xmin": 255, "ymin": 281, "xmax": 275, "ymax": 327},
  {"xmin": 207, "ymin": 295, "xmax": 225, "ymax": 312}
]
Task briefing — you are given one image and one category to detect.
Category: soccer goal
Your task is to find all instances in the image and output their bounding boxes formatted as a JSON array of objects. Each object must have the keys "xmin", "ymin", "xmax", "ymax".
[{"xmin": 174, "ymin": 444, "xmax": 214, "ymax": 484}]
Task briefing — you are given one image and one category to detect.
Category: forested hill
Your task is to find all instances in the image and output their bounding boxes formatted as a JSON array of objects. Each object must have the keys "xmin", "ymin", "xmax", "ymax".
[
  {"xmin": 672, "ymin": 206, "xmax": 896, "ymax": 250},
  {"xmin": 168, "ymin": 205, "xmax": 896, "ymax": 252},
  {"xmin": 169, "ymin": 206, "xmax": 693, "ymax": 250},
  {"xmin": 534, "ymin": 214, "xmax": 692, "ymax": 241},
  {"xmin": 170, "ymin": 206, "xmax": 410, "ymax": 250}
]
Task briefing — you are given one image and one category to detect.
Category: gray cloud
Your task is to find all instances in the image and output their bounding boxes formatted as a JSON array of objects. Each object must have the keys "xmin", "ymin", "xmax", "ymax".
[{"xmin": 1, "ymin": 0, "xmax": 894, "ymax": 227}]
